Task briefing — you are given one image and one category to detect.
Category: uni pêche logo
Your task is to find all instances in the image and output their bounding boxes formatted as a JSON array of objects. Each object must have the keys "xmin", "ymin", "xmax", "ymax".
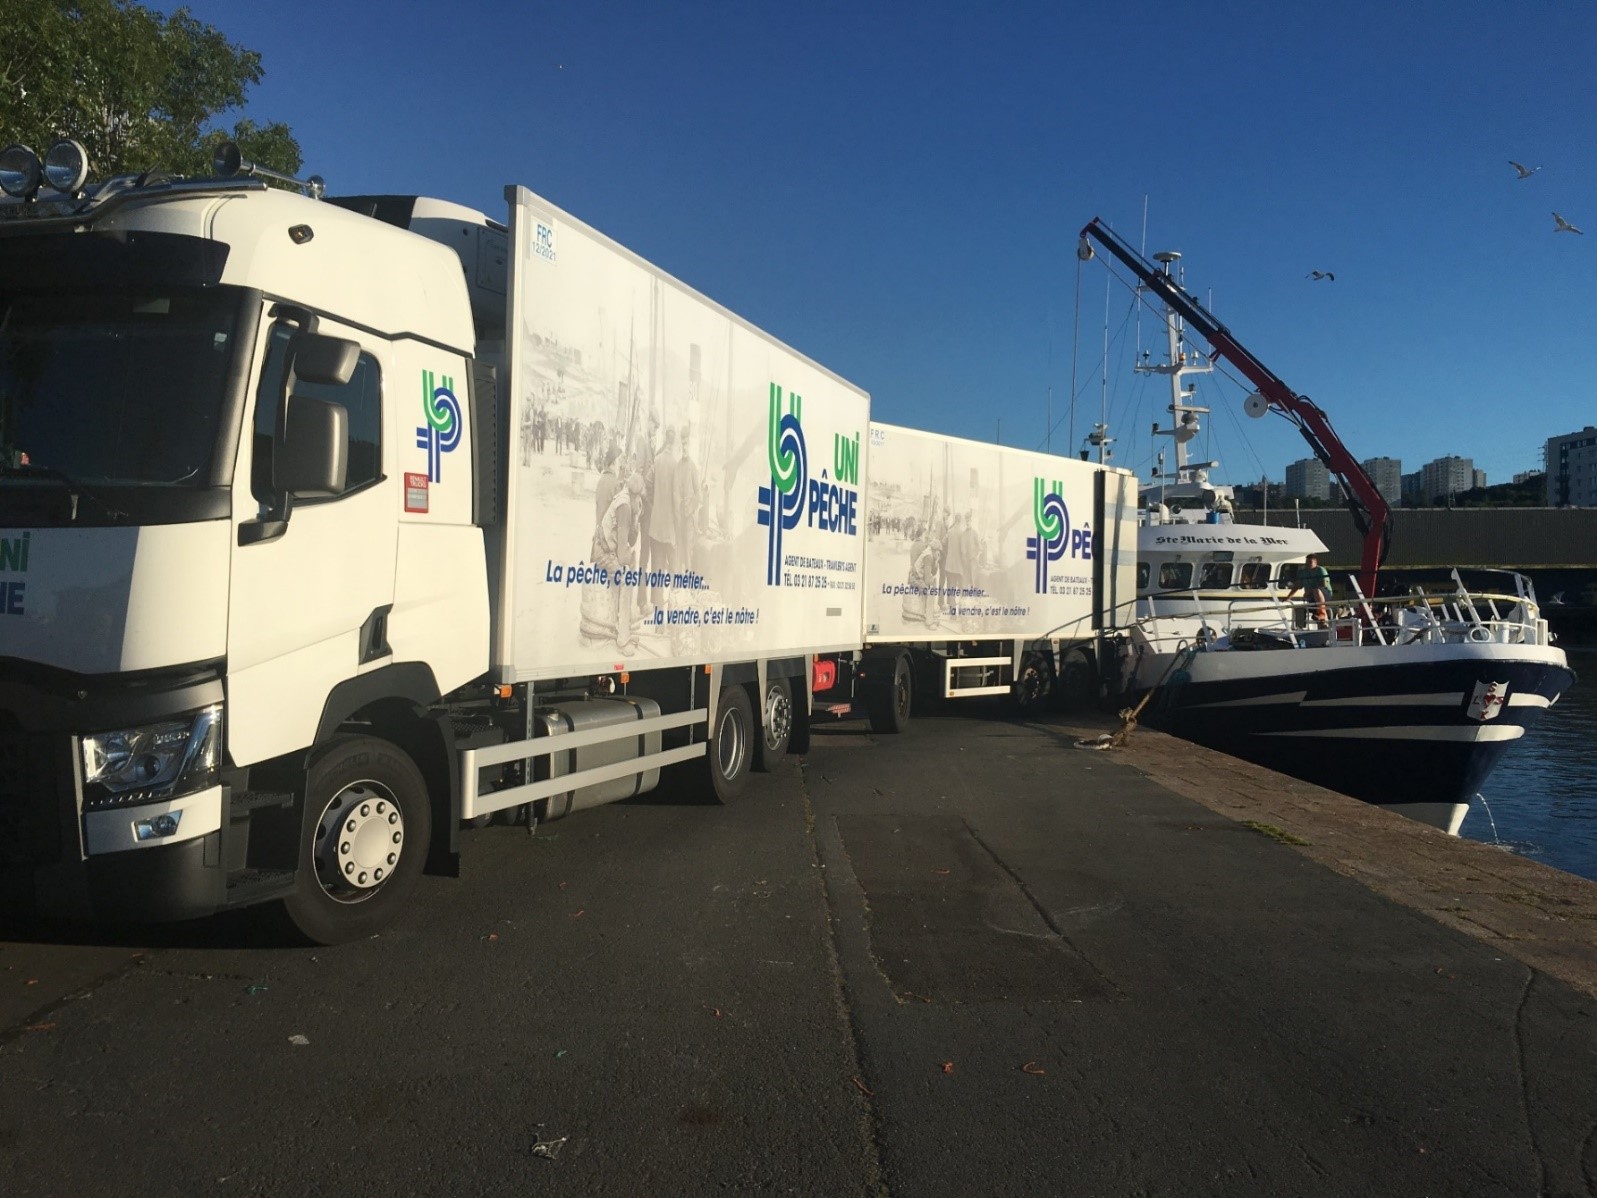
[
  {"xmin": 1025, "ymin": 477, "xmax": 1093, "ymax": 593},
  {"xmin": 758, "ymin": 384, "xmax": 808, "ymax": 586},
  {"xmin": 757, "ymin": 382, "xmax": 859, "ymax": 587},
  {"xmin": 416, "ymin": 369, "xmax": 462, "ymax": 483},
  {"xmin": 0, "ymin": 531, "xmax": 27, "ymax": 616},
  {"xmin": 1026, "ymin": 478, "xmax": 1069, "ymax": 594}
]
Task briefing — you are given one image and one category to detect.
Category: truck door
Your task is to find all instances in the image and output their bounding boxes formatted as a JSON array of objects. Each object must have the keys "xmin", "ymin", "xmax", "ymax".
[{"xmin": 226, "ymin": 315, "xmax": 400, "ymax": 766}]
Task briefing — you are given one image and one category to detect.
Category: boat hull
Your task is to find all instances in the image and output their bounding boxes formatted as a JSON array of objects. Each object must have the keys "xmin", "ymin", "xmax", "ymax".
[{"xmin": 1123, "ymin": 643, "xmax": 1576, "ymax": 829}]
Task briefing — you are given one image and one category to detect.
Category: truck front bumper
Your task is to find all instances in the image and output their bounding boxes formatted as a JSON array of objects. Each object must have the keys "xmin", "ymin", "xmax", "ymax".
[
  {"xmin": 0, "ymin": 661, "xmax": 235, "ymax": 924},
  {"xmin": 0, "ymin": 728, "xmax": 230, "ymax": 923}
]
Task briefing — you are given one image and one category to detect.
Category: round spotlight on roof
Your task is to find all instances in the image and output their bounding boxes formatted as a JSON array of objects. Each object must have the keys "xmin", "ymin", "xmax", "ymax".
[
  {"xmin": 0, "ymin": 144, "xmax": 42, "ymax": 199},
  {"xmin": 213, "ymin": 141, "xmax": 242, "ymax": 178},
  {"xmin": 43, "ymin": 139, "xmax": 90, "ymax": 194}
]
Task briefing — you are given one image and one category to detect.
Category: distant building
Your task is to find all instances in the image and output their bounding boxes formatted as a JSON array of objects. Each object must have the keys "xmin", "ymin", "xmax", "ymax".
[
  {"xmin": 1401, "ymin": 470, "xmax": 1424, "ymax": 506},
  {"xmin": 1472, "ymin": 469, "xmax": 1487, "ymax": 492},
  {"xmin": 1231, "ymin": 479, "xmax": 1284, "ymax": 509},
  {"xmin": 1419, "ymin": 455, "xmax": 1476, "ymax": 505},
  {"xmin": 1359, "ymin": 456, "xmax": 1403, "ymax": 507},
  {"xmin": 1513, "ymin": 470, "xmax": 1545, "ymax": 486},
  {"xmin": 1284, "ymin": 457, "xmax": 1332, "ymax": 501},
  {"xmin": 1546, "ymin": 427, "xmax": 1597, "ymax": 507}
]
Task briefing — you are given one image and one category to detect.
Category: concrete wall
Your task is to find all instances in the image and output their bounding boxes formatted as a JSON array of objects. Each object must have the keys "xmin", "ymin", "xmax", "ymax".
[{"xmin": 1232, "ymin": 507, "xmax": 1597, "ymax": 570}]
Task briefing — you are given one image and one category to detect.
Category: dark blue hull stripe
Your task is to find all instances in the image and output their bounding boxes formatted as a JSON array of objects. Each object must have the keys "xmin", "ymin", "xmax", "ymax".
[{"xmin": 1132, "ymin": 657, "xmax": 1576, "ymax": 810}]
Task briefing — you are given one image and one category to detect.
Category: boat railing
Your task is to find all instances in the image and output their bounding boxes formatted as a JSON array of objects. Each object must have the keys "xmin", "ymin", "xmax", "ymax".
[{"xmin": 1133, "ymin": 583, "xmax": 1552, "ymax": 652}]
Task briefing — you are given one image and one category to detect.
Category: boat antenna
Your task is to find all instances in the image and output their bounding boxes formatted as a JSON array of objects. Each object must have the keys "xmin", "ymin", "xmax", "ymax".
[
  {"xmin": 1069, "ymin": 239, "xmax": 1084, "ymax": 454},
  {"xmin": 1100, "ymin": 272, "xmax": 1111, "ymax": 460},
  {"xmin": 1136, "ymin": 195, "xmax": 1149, "ymax": 364},
  {"xmin": 1046, "ymin": 328, "xmax": 1053, "ymax": 453}
]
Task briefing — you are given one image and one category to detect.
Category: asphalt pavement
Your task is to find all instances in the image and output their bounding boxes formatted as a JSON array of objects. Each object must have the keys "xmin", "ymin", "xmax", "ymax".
[{"xmin": 3, "ymin": 705, "xmax": 1596, "ymax": 1196}]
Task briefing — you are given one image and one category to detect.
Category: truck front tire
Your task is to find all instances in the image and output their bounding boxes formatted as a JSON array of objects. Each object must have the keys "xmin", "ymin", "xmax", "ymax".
[{"xmin": 280, "ymin": 736, "xmax": 432, "ymax": 945}]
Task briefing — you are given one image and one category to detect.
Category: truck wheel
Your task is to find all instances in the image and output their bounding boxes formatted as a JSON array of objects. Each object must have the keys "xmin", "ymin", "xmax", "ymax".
[
  {"xmin": 280, "ymin": 736, "xmax": 432, "ymax": 945},
  {"xmin": 703, "ymin": 684, "xmax": 753, "ymax": 803},
  {"xmin": 1011, "ymin": 652, "xmax": 1054, "ymax": 714},
  {"xmin": 867, "ymin": 653, "xmax": 912, "ymax": 734},
  {"xmin": 1055, "ymin": 647, "xmax": 1096, "ymax": 711},
  {"xmin": 754, "ymin": 677, "xmax": 792, "ymax": 772}
]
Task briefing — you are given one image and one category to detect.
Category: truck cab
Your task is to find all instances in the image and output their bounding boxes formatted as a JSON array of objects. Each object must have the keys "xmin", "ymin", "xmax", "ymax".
[{"xmin": 0, "ymin": 156, "xmax": 490, "ymax": 934}]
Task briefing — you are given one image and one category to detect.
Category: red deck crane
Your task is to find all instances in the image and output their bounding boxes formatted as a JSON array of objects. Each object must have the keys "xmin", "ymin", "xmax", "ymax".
[{"xmin": 1078, "ymin": 217, "xmax": 1391, "ymax": 598}]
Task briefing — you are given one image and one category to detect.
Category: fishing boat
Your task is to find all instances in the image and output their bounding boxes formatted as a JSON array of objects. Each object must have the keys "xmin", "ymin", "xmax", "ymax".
[{"xmin": 1078, "ymin": 222, "xmax": 1576, "ymax": 834}]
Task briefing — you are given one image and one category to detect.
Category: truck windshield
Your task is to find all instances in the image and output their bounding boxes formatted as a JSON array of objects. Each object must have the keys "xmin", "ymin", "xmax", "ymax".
[{"xmin": 0, "ymin": 287, "xmax": 244, "ymax": 492}]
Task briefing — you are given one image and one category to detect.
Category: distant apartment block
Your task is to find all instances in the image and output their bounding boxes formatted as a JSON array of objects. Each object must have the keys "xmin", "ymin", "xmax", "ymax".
[
  {"xmin": 1401, "ymin": 470, "xmax": 1424, "ymax": 506},
  {"xmin": 1546, "ymin": 426, "xmax": 1597, "ymax": 506},
  {"xmin": 1284, "ymin": 457, "xmax": 1332, "ymax": 501},
  {"xmin": 1513, "ymin": 470, "xmax": 1544, "ymax": 486},
  {"xmin": 1359, "ymin": 456, "xmax": 1402, "ymax": 507},
  {"xmin": 1418, "ymin": 455, "xmax": 1478, "ymax": 505}
]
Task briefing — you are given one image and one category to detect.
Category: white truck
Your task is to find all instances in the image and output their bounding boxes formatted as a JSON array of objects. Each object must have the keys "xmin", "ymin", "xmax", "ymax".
[
  {"xmin": 813, "ymin": 423, "xmax": 1137, "ymax": 730},
  {"xmin": 0, "ymin": 142, "xmax": 868, "ymax": 942}
]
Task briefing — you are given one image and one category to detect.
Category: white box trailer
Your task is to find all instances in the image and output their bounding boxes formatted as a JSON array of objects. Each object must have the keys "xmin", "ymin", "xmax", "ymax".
[
  {"xmin": 493, "ymin": 187, "xmax": 868, "ymax": 680},
  {"xmin": 813, "ymin": 423, "xmax": 1137, "ymax": 729},
  {"xmin": 0, "ymin": 140, "xmax": 1142, "ymax": 943}
]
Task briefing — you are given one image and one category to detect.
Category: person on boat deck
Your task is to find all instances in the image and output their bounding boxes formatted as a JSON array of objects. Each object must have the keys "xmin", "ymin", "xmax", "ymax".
[{"xmin": 1287, "ymin": 554, "xmax": 1331, "ymax": 626}]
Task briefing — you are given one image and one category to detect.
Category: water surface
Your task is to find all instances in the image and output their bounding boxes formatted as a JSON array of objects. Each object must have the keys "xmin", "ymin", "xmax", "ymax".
[{"xmin": 1460, "ymin": 650, "xmax": 1597, "ymax": 881}]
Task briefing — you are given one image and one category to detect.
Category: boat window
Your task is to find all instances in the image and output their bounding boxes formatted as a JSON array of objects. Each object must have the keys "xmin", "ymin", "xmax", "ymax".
[
  {"xmin": 1158, "ymin": 561, "xmax": 1193, "ymax": 590},
  {"xmin": 1137, "ymin": 561, "xmax": 1150, "ymax": 590},
  {"xmin": 1238, "ymin": 562, "xmax": 1271, "ymax": 588},
  {"xmin": 1199, "ymin": 562, "xmax": 1233, "ymax": 589},
  {"xmin": 1278, "ymin": 563, "xmax": 1303, "ymax": 587}
]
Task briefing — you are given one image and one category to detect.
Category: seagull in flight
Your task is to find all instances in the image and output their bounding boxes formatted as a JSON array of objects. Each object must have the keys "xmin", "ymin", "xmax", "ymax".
[
  {"xmin": 1553, "ymin": 212, "xmax": 1584, "ymax": 235},
  {"xmin": 1510, "ymin": 160, "xmax": 1543, "ymax": 179},
  {"xmin": 1306, "ymin": 270, "xmax": 1335, "ymax": 281}
]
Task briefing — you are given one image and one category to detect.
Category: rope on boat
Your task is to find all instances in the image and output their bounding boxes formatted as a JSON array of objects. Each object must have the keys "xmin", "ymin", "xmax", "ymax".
[{"xmin": 1075, "ymin": 644, "xmax": 1196, "ymax": 752}]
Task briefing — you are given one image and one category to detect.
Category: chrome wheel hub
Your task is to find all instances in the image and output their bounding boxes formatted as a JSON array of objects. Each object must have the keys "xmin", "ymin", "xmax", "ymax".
[
  {"xmin": 718, "ymin": 707, "xmax": 747, "ymax": 776},
  {"xmin": 312, "ymin": 782, "xmax": 403, "ymax": 899},
  {"xmin": 765, "ymin": 687, "xmax": 792, "ymax": 748}
]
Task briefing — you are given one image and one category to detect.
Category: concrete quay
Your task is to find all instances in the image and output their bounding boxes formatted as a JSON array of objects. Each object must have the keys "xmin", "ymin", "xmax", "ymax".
[{"xmin": 2, "ymin": 705, "xmax": 1595, "ymax": 1196}]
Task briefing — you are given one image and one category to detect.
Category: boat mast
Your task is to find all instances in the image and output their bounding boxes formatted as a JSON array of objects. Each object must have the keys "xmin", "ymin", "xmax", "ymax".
[{"xmin": 1136, "ymin": 250, "xmax": 1214, "ymax": 495}]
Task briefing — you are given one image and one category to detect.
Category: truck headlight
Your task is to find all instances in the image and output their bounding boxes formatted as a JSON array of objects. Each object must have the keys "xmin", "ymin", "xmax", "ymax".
[{"xmin": 80, "ymin": 704, "xmax": 222, "ymax": 810}]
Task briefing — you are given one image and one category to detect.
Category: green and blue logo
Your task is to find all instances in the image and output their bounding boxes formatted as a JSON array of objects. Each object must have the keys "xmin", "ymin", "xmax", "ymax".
[
  {"xmin": 1026, "ymin": 478, "xmax": 1068, "ymax": 594},
  {"xmin": 1026, "ymin": 477, "xmax": 1093, "ymax": 593},
  {"xmin": 757, "ymin": 383, "xmax": 859, "ymax": 586},
  {"xmin": 416, "ymin": 369, "xmax": 462, "ymax": 483}
]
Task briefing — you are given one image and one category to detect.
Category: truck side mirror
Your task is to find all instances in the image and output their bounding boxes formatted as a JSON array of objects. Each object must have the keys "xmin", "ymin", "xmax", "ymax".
[
  {"xmin": 287, "ymin": 331, "xmax": 359, "ymax": 386},
  {"xmin": 276, "ymin": 395, "xmax": 348, "ymax": 498}
]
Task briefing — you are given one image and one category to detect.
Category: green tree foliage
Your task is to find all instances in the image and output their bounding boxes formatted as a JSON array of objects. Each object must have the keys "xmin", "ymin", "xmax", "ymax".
[{"xmin": 0, "ymin": 0, "xmax": 300, "ymax": 180}]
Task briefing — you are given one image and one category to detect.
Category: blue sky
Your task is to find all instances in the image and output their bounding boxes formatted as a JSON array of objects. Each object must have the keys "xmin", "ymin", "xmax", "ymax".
[{"xmin": 179, "ymin": 0, "xmax": 1594, "ymax": 489}]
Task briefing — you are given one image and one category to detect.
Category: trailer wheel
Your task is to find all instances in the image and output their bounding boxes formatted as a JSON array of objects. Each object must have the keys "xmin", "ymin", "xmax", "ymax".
[
  {"xmin": 755, "ymin": 677, "xmax": 792, "ymax": 772},
  {"xmin": 279, "ymin": 736, "xmax": 432, "ymax": 945},
  {"xmin": 1011, "ymin": 652, "xmax": 1054, "ymax": 714},
  {"xmin": 1055, "ymin": 647, "xmax": 1096, "ymax": 712},
  {"xmin": 867, "ymin": 653, "xmax": 912, "ymax": 734},
  {"xmin": 703, "ymin": 684, "xmax": 754, "ymax": 803}
]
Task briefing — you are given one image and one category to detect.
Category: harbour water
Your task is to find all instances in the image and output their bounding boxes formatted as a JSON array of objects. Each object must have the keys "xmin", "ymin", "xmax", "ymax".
[{"xmin": 1459, "ymin": 649, "xmax": 1597, "ymax": 882}]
